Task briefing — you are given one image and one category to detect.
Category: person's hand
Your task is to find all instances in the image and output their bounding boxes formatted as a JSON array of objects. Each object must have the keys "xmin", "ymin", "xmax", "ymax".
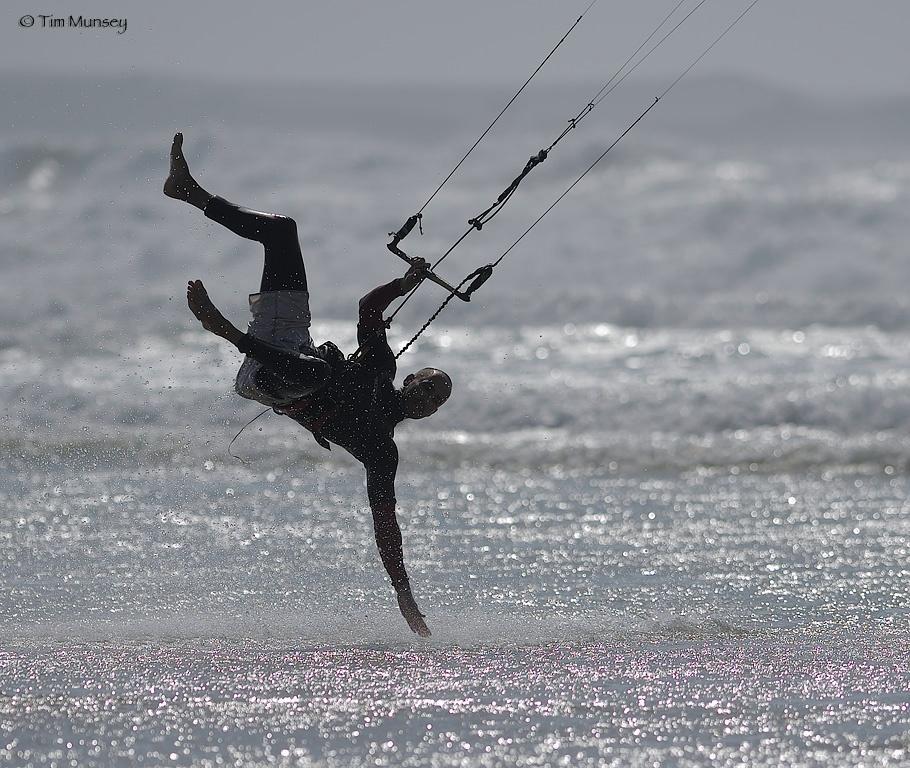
[
  {"xmin": 397, "ymin": 590, "xmax": 431, "ymax": 637},
  {"xmin": 400, "ymin": 258, "xmax": 429, "ymax": 293}
]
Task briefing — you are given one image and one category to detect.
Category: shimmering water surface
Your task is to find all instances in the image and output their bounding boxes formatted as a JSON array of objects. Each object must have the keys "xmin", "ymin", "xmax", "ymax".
[
  {"xmin": 3, "ymin": 467, "xmax": 910, "ymax": 766},
  {"xmin": 2, "ymin": 74, "xmax": 910, "ymax": 765}
]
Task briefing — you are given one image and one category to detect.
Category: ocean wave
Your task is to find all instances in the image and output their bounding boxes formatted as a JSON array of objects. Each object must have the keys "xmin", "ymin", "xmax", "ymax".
[
  {"xmin": 0, "ymin": 140, "xmax": 100, "ymax": 185},
  {"xmin": 399, "ymin": 427, "xmax": 910, "ymax": 473},
  {"xmin": 2, "ymin": 102, "xmax": 907, "ymax": 331},
  {"xmin": 5, "ymin": 422, "xmax": 910, "ymax": 476},
  {"xmin": 4, "ymin": 324, "xmax": 910, "ymax": 473}
]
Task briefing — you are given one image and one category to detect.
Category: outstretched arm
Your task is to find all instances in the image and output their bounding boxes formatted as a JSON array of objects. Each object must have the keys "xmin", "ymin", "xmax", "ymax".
[
  {"xmin": 371, "ymin": 502, "xmax": 431, "ymax": 638},
  {"xmin": 366, "ymin": 445, "xmax": 431, "ymax": 637},
  {"xmin": 370, "ymin": 501, "xmax": 410, "ymax": 591}
]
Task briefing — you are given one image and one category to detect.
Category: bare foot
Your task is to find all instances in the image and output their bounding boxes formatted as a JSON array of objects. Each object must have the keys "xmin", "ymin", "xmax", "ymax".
[
  {"xmin": 164, "ymin": 132, "xmax": 199, "ymax": 202},
  {"xmin": 186, "ymin": 280, "xmax": 241, "ymax": 343}
]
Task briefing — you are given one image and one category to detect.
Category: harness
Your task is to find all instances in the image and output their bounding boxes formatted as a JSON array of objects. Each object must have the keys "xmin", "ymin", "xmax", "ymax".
[
  {"xmin": 275, "ymin": 394, "xmax": 336, "ymax": 451},
  {"xmin": 273, "ymin": 340, "xmax": 350, "ymax": 450}
]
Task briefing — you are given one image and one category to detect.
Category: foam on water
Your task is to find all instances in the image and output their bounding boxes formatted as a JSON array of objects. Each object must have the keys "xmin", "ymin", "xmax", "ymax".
[{"xmin": 6, "ymin": 321, "xmax": 910, "ymax": 473}]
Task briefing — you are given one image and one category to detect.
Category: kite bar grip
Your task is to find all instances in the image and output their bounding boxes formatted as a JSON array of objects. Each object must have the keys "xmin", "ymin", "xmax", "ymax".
[
  {"xmin": 386, "ymin": 247, "xmax": 471, "ymax": 302},
  {"xmin": 420, "ymin": 266, "xmax": 471, "ymax": 302},
  {"xmin": 386, "ymin": 213, "xmax": 470, "ymax": 301},
  {"xmin": 387, "ymin": 213, "xmax": 422, "ymax": 256}
]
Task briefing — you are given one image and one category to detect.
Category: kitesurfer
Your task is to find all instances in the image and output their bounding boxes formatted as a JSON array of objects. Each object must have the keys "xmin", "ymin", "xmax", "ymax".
[{"xmin": 164, "ymin": 133, "xmax": 451, "ymax": 637}]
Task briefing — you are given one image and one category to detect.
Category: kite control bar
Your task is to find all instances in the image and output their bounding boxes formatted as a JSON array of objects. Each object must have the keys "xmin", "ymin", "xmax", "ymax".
[{"xmin": 387, "ymin": 214, "xmax": 472, "ymax": 302}]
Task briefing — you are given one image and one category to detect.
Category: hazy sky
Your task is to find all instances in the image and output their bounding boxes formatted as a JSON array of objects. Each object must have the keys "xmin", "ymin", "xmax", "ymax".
[{"xmin": 2, "ymin": 0, "xmax": 909, "ymax": 97}]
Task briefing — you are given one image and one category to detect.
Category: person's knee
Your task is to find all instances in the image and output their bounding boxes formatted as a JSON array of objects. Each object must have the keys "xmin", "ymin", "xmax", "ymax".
[
  {"xmin": 274, "ymin": 214, "xmax": 298, "ymax": 234},
  {"xmin": 259, "ymin": 213, "xmax": 297, "ymax": 245}
]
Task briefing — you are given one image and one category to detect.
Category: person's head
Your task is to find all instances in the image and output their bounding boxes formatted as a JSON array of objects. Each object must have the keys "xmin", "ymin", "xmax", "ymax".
[{"xmin": 400, "ymin": 367, "xmax": 452, "ymax": 419}]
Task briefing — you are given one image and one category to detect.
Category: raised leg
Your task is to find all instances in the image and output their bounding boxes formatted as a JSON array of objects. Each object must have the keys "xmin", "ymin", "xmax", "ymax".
[
  {"xmin": 165, "ymin": 132, "xmax": 308, "ymax": 293},
  {"xmin": 203, "ymin": 197, "xmax": 308, "ymax": 293}
]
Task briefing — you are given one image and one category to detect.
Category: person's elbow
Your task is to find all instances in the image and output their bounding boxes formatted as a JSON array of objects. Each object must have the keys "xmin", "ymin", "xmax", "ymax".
[{"xmin": 359, "ymin": 293, "xmax": 379, "ymax": 323}]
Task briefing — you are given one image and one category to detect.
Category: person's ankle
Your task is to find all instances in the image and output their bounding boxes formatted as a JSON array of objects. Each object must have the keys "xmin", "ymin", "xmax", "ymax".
[{"xmin": 187, "ymin": 186, "xmax": 211, "ymax": 210}]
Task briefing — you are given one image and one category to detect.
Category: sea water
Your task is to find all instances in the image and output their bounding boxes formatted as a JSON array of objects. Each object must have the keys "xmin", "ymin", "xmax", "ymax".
[{"xmin": 1, "ymin": 74, "xmax": 909, "ymax": 766}]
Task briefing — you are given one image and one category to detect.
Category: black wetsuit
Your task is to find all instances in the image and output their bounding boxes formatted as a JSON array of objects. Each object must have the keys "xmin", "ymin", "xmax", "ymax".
[
  {"xmin": 280, "ymin": 281, "xmax": 407, "ymax": 509},
  {"xmin": 232, "ymin": 280, "xmax": 407, "ymax": 510},
  {"xmin": 205, "ymin": 195, "xmax": 407, "ymax": 512}
]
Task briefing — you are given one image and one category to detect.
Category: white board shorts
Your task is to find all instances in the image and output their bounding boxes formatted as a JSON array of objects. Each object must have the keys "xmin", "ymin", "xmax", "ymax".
[{"xmin": 234, "ymin": 290, "xmax": 317, "ymax": 407}]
